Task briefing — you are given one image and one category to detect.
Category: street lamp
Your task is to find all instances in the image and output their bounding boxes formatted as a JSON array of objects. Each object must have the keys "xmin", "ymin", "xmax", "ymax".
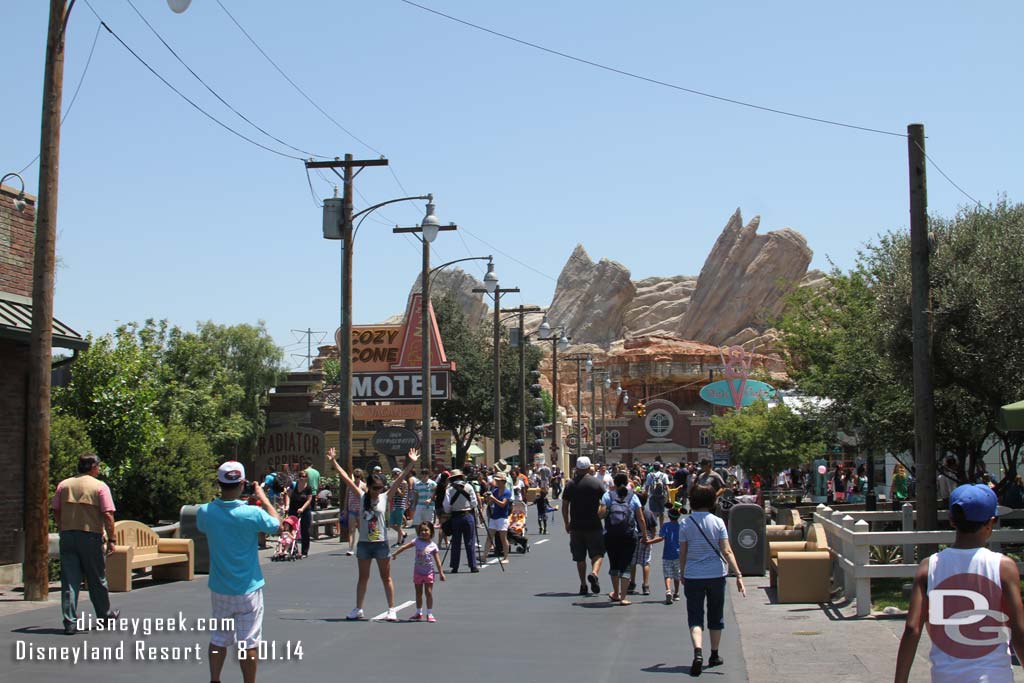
[
  {"xmin": 393, "ymin": 201, "xmax": 457, "ymax": 464},
  {"xmin": 473, "ymin": 272, "xmax": 519, "ymax": 465},
  {"xmin": 526, "ymin": 316, "xmax": 570, "ymax": 471},
  {"xmin": 564, "ymin": 354, "xmax": 592, "ymax": 466}
]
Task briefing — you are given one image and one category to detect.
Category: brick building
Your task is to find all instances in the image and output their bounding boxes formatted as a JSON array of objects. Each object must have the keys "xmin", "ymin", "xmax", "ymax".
[{"xmin": 0, "ymin": 182, "xmax": 87, "ymax": 583}]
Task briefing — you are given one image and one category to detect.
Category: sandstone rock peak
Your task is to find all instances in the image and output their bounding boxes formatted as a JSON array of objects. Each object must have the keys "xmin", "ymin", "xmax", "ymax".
[
  {"xmin": 410, "ymin": 267, "xmax": 489, "ymax": 327},
  {"xmin": 546, "ymin": 244, "xmax": 634, "ymax": 346}
]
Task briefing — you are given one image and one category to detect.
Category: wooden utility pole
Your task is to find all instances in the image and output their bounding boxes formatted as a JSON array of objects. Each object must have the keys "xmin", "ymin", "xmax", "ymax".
[
  {"xmin": 25, "ymin": 0, "xmax": 69, "ymax": 602},
  {"xmin": 305, "ymin": 155, "xmax": 389, "ymax": 471},
  {"xmin": 908, "ymin": 123, "xmax": 937, "ymax": 539},
  {"xmin": 501, "ymin": 305, "xmax": 541, "ymax": 468}
]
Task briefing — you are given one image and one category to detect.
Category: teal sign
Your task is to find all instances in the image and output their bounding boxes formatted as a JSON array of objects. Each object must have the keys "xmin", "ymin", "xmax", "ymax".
[{"xmin": 700, "ymin": 379, "xmax": 776, "ymax": 409}]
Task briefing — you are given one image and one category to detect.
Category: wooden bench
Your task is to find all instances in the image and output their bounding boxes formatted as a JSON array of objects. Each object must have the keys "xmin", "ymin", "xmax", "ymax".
[{"xmin": 108, "ymin": 520, "xmax": 194, "ymax": 592}]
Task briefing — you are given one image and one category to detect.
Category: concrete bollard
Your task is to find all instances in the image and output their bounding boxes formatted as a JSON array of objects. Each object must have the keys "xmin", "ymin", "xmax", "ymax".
[
  {"xmin": 853, "ymin": 519, "xmax": 871, "ymax": 617},
  {"xmin": 902, "ymin": 503, "xmax": 914, "ymax": 564}
]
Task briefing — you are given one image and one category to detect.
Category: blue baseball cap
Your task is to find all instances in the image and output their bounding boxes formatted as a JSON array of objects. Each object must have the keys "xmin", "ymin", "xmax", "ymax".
[{"xmin": 949, "ymin": 484, "xmax": 1000, "ymax": 522}]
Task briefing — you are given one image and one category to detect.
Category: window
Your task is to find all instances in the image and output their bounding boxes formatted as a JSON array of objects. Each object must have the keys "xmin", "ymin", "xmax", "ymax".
[
  {"xmin": 699, "ymin": 429, "xmax": 710, "ymax": 447},
  {"xmin": 645, "ymin": 409, "xmax": 673, "ymax": 438}
]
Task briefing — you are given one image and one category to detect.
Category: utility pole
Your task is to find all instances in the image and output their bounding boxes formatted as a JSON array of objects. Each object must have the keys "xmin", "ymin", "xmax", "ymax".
[
  {"xmin": 908, "ymin": 123, "xmax": 937, "ymax": 540},
  {"xmin": 501, "ymin": 305, "xmax": 541, "ymax": 468},
  {"xmin": 564, "ymin": 355, "xmax": 592, "ymax": 466},
  {"xmin": 25, "ymin": 0, "xmax": 69, "ymax": 602},
  {"xmin": 306, "ymin": 154, "xmax": 389, "ymax": 471},
  {"xmin": 290, "ymin": 328, "xmax": 326, "ymax": 369}
]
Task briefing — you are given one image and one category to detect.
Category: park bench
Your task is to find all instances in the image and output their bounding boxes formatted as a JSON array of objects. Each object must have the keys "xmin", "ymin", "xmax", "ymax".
[
  {"xmin": 768, "ymin": 522, "xmax": 831, "ymax": 603},
  {"xmin": 108, "ymin": 520, "xmax": 194, "ymax": 592}
]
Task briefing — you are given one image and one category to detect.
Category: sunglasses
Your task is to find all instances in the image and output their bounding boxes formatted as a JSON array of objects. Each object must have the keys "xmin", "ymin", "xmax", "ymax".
[{"xmin": 371, "ymin": 485, "xmax": 384, "ymax": 491}]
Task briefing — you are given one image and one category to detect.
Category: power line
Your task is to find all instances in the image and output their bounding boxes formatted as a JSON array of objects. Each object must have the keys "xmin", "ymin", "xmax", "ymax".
[
  {"xmin": 123, "ymin": 0, "xmax": 326, "ymax": 160},
  {"xmin": 82, "ymin": 0, "xmax": 305, "ymax": 161},
  {"xmin": 397, "ymin": 0, "xmax": 907, "ymax": 139},
  {"xmin": 915, "ymin": 141, "xmax": 984, "ymax": 209},
  {"xmin": 461, "ymin": 227, "xmax": 558, "ymax": 282},
  {"xmin": 212, "ymin": 0, "xmax": 421, "ymax": 217},
  {"xmin": 18, "ymin": 21, "xmax": 103, "ymax": 175}
]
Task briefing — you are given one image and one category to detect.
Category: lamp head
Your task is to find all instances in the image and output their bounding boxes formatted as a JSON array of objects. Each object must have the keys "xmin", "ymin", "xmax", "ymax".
[
  {"xmin": 616, "ymin": 383, "xmax": 622, "ymax": 396},
  {"xmin": 421, "ymin": 202, "xmax": 440, "ymax": 243},
  {"xmin": 585, "ymin": 357, "xmax": 593, "ymax": 373},
  {"xmin": 538, "ymin": 316, "xmax": 552, "ymax": 340},
  {"xmin": 622, "ymin": 391, "xmax": 629, "ymax": 406},
  {"xmin": 1, "ymin": 172, "xmax": 27, "ymax": 214},
  {"xmin": 557, "ymin": 334, "xmax": 570, "ymax": 353},
  {"xmin": 604, "ymin": 377, "xmax": 612, "ymax": 389},
  {"xmin": 483, "ymin": 259, "xmax": 498, "ymax": 294},
  {"xmin": 167, "ymin": 0, "xmax": 192, "ymax": 12}
]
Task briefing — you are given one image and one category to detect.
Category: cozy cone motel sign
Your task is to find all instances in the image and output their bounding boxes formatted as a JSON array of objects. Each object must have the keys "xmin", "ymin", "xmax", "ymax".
[{"xmin": 337, "ymin": 293, "xmax": 455, "ymax": 402}]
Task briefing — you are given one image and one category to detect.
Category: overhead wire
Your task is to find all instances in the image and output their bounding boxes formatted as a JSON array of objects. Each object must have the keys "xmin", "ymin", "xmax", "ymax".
[
  {"xmin": 18, "ymin": 21, "xmax": 103, "ymax": 175},
  {"xmin": 397, "ymin": 0, "xmax": 907, "ymax": 139},
  {"xmin": 915, "ymin": 141, "xmax": 984, "ymax": 209},
  {"xmin": 123, "ymin": 0, "xmax": 326, "ymax": 159},
  {"xmin": 81, "ymin": 0, "xmax": 305, "ymax": 161}
]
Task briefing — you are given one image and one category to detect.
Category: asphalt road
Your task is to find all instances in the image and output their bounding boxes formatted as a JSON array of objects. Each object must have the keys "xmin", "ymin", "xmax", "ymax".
[{"xmin": 2, "ymin": 520, "xmax": 747, "ymax": 682}]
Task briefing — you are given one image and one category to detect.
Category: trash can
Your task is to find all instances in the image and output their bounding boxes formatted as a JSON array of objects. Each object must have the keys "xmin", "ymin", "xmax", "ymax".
[
  {"xmin": 728, "ymin": 503, "xmax": 767, "ymax": 576},
  {"xmin": 179, "ymin": 505, "xmax": 210, "ymax": 574}
]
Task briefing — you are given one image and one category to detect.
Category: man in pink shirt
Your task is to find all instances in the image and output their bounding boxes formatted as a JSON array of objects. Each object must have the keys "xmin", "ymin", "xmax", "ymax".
[{"xmin": 52, "ymin": 453, "xmax": 119, "ymax": 635}]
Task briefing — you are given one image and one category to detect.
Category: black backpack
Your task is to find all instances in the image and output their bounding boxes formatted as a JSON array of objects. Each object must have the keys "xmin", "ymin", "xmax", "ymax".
[
  {"xmin": 651, "ymin": 476, "xmax": 667, "ymax": 503},
  {"xmin": 272, "ymin": 472, "xmax": 288, "ymax": 495}
]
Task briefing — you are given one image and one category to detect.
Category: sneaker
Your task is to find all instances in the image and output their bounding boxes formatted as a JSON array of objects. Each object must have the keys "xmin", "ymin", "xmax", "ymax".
[
  {"xmin": 470, "ymin": 567, "xmax": 480, "ymax": 573},
  {"xmin": 409, "ymin": 613, "xmax": 423, "ymax": 621},
  {"xmin": 690, "ymin": 656, "xmax": 703, "ymax": 677},
  {"xmin": 385, "ymin": 608, "xmax": 399, "ymax": 622},
  {"xmin": 642, "ymin": 585, "xmax": 650, "ymax": 596},
  {"xmin": 708, "ymin": 654, "xmax": 724, "ymax": 668},
  {"xmin": 627, "ymin": 581, "xmax": 637, "ymax": 594},
  {"xmin": 345, "ymin": 608, "xmax": 364, "ymax": 621},
  {"xmin": 665, "ymin": 593, "xmax": 673, "ymax": 605},
  {"xmin": 426, "ymin": 614, "xmax": 437, "ymax": 623},
  {"xmin": 673, "ymin": 593, "xmax": 680, "ymax": 602},
  {"xmin": 450, "ymin": 568, "xmax": 458, "ymax": 574},
  {"xmin": 345, "ymin": 550, "xmax": 354, "ymax": 556},
  {"xmin": 587, "ymin": 574, "xmax": 601, "ymax": 594},
  {"xmin": 63, "ymin": 623, "xmax": 77, "ymax": 636},
  {"xmin": 579, "ymin": 584, "xmax": 589, "ymax": 596}
]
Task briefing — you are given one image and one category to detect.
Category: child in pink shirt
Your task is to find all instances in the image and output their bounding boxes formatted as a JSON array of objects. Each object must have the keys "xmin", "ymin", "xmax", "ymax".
[{"xmin": 392, "ymin": 522, "xmax": 445, "ymax": 621}]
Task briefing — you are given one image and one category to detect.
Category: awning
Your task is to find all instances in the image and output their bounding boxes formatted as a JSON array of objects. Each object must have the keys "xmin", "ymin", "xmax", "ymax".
[
  {"xmin": 0, "ymin": 293, "xmax": 88, "ymax": 350},
  {"xmin": 450, "ymin": 442, "xmax": 485, "ymax": 457},
  {"xmin": 999, "ymin": 400, "xmax": 1024, "ymax": 432}
]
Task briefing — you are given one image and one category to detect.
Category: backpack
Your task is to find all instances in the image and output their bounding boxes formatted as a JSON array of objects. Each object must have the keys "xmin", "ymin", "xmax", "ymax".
[
  {"xmin": 272, "ymin": 472, "xmax": 288, "ymax": 495},
  {"xmin": 650, "ymin": 475, "xmax": 667, "ymax": 503},
  {"xmin": 605, "ymin": 493, "xmax": 636, "ymax": 538}
]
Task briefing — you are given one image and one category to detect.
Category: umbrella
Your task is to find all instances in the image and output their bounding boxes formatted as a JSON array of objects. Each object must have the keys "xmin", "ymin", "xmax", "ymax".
[{"xmin": 998, "ymin": 400, "xmax": 1024, "ymax": 432}]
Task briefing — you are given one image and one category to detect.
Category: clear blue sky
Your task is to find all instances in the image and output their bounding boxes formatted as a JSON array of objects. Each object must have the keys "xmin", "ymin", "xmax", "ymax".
[{"xmin": 3, "ymin": 1, "xmax": 1020, "ymax": 367}]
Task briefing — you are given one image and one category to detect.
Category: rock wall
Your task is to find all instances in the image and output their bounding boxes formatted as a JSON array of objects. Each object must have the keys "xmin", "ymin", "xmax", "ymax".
[
  {"xmin": 622, "ymin": 275, "xmax": 697, "ymax": 337},
  {"xmin": 410, "ymin": 267, "xmax": 489, "ymax": 327}
]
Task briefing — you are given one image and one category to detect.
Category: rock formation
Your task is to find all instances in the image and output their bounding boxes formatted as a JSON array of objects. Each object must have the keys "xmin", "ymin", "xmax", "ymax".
[
  {"xmin": 675, "ymin": 209, "xmax": 812, "ymax": 345},
  {"xmin": 409, "ymin": 267, "xmax": 489, "ymax": 327},
  {"xmin": 622, "ymin": 275, "xmax": 697, "ymax": 337},
  {"xmin": 546, "ymin": 245, "xmax": 635, "ymax": 346}
]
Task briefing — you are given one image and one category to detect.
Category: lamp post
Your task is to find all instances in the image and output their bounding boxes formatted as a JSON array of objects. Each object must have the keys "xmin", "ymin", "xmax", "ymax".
[
  {"xmin": 564, "ymin": 355, "xmax": 592, "ymax": 466},
  {"xmin": 587, "ymin": 367, "xmax": 612, "ymax": 462},
  {"xmin": 320, "ymin": 180, "xmax": 430, "ymax": 470},
  {"xmin": 534, "ymin": 317, "xmax": 570, "ymax": 472},
  {"xmin": 472, "ymin": 266, "xmax": 516, "ymax": 465},
  {"xmin": 393, "ymin": 203, "xmax": 457, "ymax": 465},
  {"xmin": 500, "ymin": 305, "xmax": 543, "ymax": 468}
]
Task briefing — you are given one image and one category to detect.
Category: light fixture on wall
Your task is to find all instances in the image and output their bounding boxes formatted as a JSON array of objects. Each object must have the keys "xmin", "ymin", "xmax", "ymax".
[{"xmin": 1, "ymin": 173, "xmax": 27, "ymax": 213}]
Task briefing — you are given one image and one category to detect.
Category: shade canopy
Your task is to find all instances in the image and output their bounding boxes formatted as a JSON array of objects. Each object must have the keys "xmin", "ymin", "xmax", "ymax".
[
  {"xmin": 450, "ymin": 442, "xmax": 486, "ymax": 457},
  {"xmin": 999, "ymin": 400, "xmax": 1024, "ymax": 432}
]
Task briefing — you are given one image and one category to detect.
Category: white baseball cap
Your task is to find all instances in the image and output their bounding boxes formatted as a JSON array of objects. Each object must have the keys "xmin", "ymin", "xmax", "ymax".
[
  {"xmin": 217, "ymin": 460, "xmax": 245, "ymax": 484},
  {"xmin": 576, "ymin": 456, "xmax": 592, "ymax": 470}
]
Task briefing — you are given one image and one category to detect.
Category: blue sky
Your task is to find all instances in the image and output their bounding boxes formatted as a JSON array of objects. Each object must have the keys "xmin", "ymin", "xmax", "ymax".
[{"xmin": 3, "ymin": 1, "xmax": 1021, "ymax": 367}]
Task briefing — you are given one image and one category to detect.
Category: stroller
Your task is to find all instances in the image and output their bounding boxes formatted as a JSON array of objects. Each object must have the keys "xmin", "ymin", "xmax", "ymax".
[
  {"xmin": 271, "ymin": 515, "xmax": 301, "ymax": 561},
  {"xmin": 507, "ymin": 501, "xmax": 529, "ymax": 554}
]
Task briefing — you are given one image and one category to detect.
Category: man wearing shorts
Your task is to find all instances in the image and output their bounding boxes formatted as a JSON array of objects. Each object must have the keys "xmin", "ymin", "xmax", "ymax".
[
  {"xmin": 197, "ymin": 461, "xmax": 281, "ymax": 683},
  {"xmin": 561, "ymin": 456, "xmax": 606, "ymax": 596}
]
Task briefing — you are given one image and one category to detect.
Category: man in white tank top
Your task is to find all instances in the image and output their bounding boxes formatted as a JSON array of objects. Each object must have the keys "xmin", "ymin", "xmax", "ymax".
[{"xmin": 895, "ymin": 484, "xmax": 1024, "ymax": 682}]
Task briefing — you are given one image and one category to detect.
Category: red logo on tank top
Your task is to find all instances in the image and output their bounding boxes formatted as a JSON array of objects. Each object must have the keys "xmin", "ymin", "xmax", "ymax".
[{"xmin": 927, "ymin": 572, "xmax": 1009, "ymax": 659}]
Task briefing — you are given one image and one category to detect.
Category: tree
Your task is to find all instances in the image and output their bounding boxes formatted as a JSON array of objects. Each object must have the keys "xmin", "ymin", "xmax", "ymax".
[
  {"xmin": 709, "ymin": 401, "xmax": 826, "ymax": 477},
  {"xmin": 49, "ymin": 413, "xmax": 94, "ymax": 495},
  {"xmin": 780, "ymin": 199, "xmax": 1024, "ymax": 491},
  {"xmin": 431, "ymin": 294, "xmax": 541, "ymax": 468}
]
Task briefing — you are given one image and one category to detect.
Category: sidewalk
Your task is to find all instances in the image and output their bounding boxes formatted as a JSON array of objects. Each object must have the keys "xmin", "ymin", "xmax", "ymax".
[{"xmin": 733, "ymin": 575, "xmax": 1024, "ymax": 682}]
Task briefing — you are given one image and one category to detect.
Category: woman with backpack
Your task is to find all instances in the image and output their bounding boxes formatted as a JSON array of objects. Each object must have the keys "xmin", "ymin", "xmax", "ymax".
[
  {"xmin": 680, "ymin": 485, "xmax": 745, "ymax": 677},
  {"xmin": 600, "ymin": 472, "xmax": 649, "ymax": 605}
]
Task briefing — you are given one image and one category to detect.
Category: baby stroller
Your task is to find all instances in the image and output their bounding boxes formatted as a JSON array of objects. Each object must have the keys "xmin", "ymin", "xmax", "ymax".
[
  {"xmin": 272, "ymin": 515, "xmax": 301, "ymax": 561},
  {"xmin": 507, "ymin": 501, "xmax": 529, "ymax": 554}
]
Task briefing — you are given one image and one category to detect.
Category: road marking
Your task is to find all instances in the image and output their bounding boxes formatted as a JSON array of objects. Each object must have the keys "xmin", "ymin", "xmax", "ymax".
[
  {"xmin": 534, "ymin": 539, "xmax": 549, "ymax": 545},
  {"xmin": 371, "ymin": 600, "xmax": 415, "ymax": 621}
]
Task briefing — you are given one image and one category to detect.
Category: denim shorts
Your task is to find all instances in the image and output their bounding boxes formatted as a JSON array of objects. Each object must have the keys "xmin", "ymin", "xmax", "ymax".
[{"xmin": 356, "ymin": 541, "xmax": 389, "ymax": 561}]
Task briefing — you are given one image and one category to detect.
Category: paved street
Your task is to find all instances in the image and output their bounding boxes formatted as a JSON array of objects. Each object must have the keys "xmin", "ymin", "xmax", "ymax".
[{"xmin": 2, "ymin": 522, "xmax": 745, "ymax": 682}]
